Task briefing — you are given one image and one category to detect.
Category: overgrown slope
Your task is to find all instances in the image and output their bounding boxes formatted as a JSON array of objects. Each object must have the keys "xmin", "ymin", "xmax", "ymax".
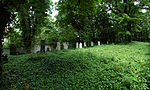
[{"xmin": 1, "ymin": 41, "xmax": 150, "ymax": 89}]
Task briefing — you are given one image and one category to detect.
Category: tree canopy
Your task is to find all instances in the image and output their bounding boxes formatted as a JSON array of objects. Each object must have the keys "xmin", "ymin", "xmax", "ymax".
[
  {"xmin": 0, "ymin": 0, "xmax": 52, "ymax": 78},
  {"xmin": 56, "ymin": 0, "xmax": 150, "ymax": 43}
]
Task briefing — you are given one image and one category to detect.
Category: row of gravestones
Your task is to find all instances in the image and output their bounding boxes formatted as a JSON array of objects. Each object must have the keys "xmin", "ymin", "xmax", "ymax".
[
  {"xmin": 76, "ymin": 41, "xmax": 102, "ymax": 48},
  {"xmin": 3, "ymin": 41, "xmax": 108, "ymax": 55},
  {"xmin": 38, "ymin": 41, "xmax": 105, "ymax": 53}
]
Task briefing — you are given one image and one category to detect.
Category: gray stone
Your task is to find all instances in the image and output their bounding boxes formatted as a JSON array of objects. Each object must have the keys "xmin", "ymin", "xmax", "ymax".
[
  {"xmin": 56, "ymin": 42, "xmax": 61, "ymax": 50},
  {"xmin": 79, "ymin": 42, "xmax": 82, "ymax": 48},
  {"xmin": 63, "ymin": 42, "xmax": 69, "ymax": 49},
  {"xmin": 98, "ymin": 41, "xmax": 100, "ymax": 45},
  {"xmin": 76, "ymin": 42, "xmax": 79, "ymax": 48},
  {"xmin": 84, "ymin": 42, "xmax": 86, "ymax": 47},
  {"xmin": 3, "ymin": 49, "xmax": 10, "ymax": 55},
  {"xmin": 45, "ymin": 45, "xmax": 51, "ymax": 51},
  {"xmin": 91, "ymin": 41, "xmax": 94, "ymax": 46}
]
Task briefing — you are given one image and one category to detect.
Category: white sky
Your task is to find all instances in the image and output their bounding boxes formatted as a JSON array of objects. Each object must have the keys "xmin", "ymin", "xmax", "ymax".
[
  {"xmin": 51, "ymin": 0, "xmax": 59, "ymax": 20},
  {"xmin": 134, "ymin": 1, "xmax": 139, "ymax": 5},
  {"xmin": 53, "ymin": 0, "xmax": 59, "ymax": 2},
  {"xmin": 134, "ymin": 1, "xmax": 147, "ymax": 13}
]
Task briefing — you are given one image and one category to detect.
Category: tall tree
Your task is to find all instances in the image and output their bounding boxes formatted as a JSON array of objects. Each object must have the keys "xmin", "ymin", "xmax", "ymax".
[
  {"xmin": 0, "ymin": 0, "xmax": 52, "ymax": 80},
  {"xmin": 17, "ymin": 0, "xmax": 51, "ymax": 53},
  {"xmin": 106, "ymin": 0, "xmax": 149, "ymax": 42},
  {"xmin": 0, "ymin": 0, "xmax": 11, "ymax": 78},
  {"xmin": 56, "ymin": 0, "xmax": 101, "ymax": 42}
]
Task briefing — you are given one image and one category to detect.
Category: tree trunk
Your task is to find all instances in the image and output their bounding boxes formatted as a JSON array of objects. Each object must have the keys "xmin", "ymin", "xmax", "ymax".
[
  {"xmin": 0, "ymin": 1, "xmax": 4, "ymax": 78},
  {"xmin": 20, "ymin": 7, "xmax": 33, "ymax": 54},
  {"xmin": 0, "ymin": 1, "xmax": 11, "ymax": 77},
  {"xmin": 127, "ymin": 21, "xmax": 132, "ymax": 42},
  {"xmin": 0, "ymin": 26, "xmax": 3, "ymax": 76}
]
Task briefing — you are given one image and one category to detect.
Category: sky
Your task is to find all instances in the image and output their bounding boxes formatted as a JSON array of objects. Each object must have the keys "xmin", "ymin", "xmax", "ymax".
[
  {"xmin": 53, "ymin": 0, "xmax": 59, "ymax": 2},
  {"xmin": 51, "ymin": 0, "xmax": 59, "ymax": 20}
]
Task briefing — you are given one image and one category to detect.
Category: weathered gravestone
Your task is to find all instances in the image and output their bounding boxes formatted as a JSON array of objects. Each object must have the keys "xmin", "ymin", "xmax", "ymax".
[
  {"xmin": 10, "ymin": 44, "xmax": 17, "ymax": 55},
  {"xmin": 40, "ymin": 40, "xmax": 45, "ymax": 52},
  {"xmin": 1, "ymin": 55, "xmax": 8, "ymax": 63},
  {"xmin": 79, "ymin": 42, "xmax": 82, "ymax": 48},
  {"xmin": 63, "ymin": 42, "xmax": 69, "ymax": 49},
  {"xmin": 56, "ymin": 42, "xmax": 61, "ymax": 50},
  {"xmin": 98, "ymin": 41, "xmax": 101, "ymax": 45},
  {"xmin": 76, "ymin": 42, "xmax": 79, "ymax": 48},
  {"xmin": 3, "ymin": 49, "xmax": 10, "ymax": 55},
  {"xmin": 31, "ymin": 45, "xmax": 40, "ymax": 53},
  {"xmin": 84, "ymin": 42, "xmax": 86, "ymax": 47},
  {"xmin": 91, "ymin": 41, "xmax": 94, "ymax": 46}
]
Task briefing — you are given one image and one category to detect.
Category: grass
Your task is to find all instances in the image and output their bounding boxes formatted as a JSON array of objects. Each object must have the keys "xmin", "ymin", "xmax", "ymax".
[{"xmin": 1, "ymin": 41, "xmax": 150, "ymax": 89}]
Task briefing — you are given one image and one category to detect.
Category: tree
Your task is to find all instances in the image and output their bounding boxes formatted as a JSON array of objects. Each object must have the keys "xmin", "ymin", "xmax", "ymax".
[
  {"xmin": 0, "ymin": 0, "xmax": 11, "ymax": 78},
  {"xmin": 56, "ymin": 0, "xmax": 101, "ymax": 43},
  {"xmin": 106, "ymin": 0, "xmax": 150, "ymax": 42},
  {"xmin": 16, "ymin": 0, "xmax": 51, "ymax": 53},
  {"xmin": 56, "ymin": 0, "xmax": 149, "ymax": 44},
  {"xmin": 0, "ymin": 0, "xmax": 52, "ymax": 80}
]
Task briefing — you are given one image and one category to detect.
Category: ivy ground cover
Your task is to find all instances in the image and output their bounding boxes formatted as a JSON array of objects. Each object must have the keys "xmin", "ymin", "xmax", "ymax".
[{"xmin": 1, "ymin": 41, "xmax": 150, "ymax": 89}]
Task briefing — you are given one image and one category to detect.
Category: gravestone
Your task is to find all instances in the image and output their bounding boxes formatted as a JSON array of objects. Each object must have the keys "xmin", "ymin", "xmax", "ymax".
[
  {"xmin": 3, "ymin": 49, "xmax": 10, "ymax": 55},
  {"xmin": 76, "ymin": 42, "xmax": 79, "ymax": 48},
  {"xmin": 56, "ymin": 42, "xmax": 61, "ymax": 50},
  {"xmin": 10, "ymin": 44, "xmax": 17, "ymax": 55},
  {"xmin": 63, "ymin": 42, "xmax": 69, "ymax": 49},
  {"xmin": 98, "ymin": 41, "xmax": 101, "ymax": 45},
  {"xmin": 91, "ymin": 41, "xmax": 94, "ymax": 46},
  {"xmin": 17, "ymin": 47, "xmax": 25, "ymax": 54},
  {"xmin": 1, "ymin": 55, "xmax": 8, "ymax": 63},
  {"xmin": 84, "ymin": 42, "xmax": 86, "ymax": 47},
  {"xmin": 45, "ymin": 45, "xmax": 51, "ymax": 51},
  {"xmin": 40, "ymin": 40, "xmax": 45, "ymax": 52},
  {"xmin": 107, "ymin": 41, "xmax": 109, "ymax": 44},
  {"xmin": 50, "ymin": 45, "xmax": 54, "ymax": 51},
  {"xmin": 79, "ymin": 42, "xmax": 82, "ymax": 48},
  {"xmin": 32, "ymin": 45, "xmax": 40, "ymax": 53},
  {"xmin": 47, "ymin": 48, "xmax": 50, "ymax": 51}
]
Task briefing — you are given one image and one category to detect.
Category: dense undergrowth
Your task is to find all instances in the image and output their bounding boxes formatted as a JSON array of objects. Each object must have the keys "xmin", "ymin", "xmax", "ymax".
[{"xmin": 1, "ymin": 41, "xmax": 150, "ymax": 89}]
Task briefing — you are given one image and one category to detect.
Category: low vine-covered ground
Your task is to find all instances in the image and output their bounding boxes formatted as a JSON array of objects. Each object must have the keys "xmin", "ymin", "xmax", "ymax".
[{"xmin": 1, "ymin": 41, "xmax": 150, "ymax": 89}]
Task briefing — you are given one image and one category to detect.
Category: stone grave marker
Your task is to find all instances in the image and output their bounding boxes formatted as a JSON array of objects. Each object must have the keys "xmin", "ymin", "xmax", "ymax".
[
  {"xmin": 107, "ymin": 41, "xmax": 109, "ymax": 44},
  {"xmin": 76, "ymin": 42, "xmax": 79, "ymax": 48},
  {"xmin": 79, "ymin": 42, "xmax": 82, "ymax": 48},
  {"xmin": 10, "ymin": 44, "xmax": 17, "ymax": 55},
  {"xmin": 40, "ymin": 40, "xmax": 45, "ymax": 52},
  {"xmin": 63, "ymin": 42, "xmax": 69, "ymax": 49},
  {"xmin": 84, "ymin": 42, "xmax": 86, "ymax": 47},
  {"xmin": 98, "ymin": 41, "xmax": 100, "ymax": 45},
  {"xmin": 56, "ymin": 42, "xmax": 61, "ymax": 50},
  {"xmin": 91, "ymin": 41, "xmax": 94, "ymax": 46},
  {"xmin": 45, "ymin": 45, "xmax": 51, "ymax": 51}
]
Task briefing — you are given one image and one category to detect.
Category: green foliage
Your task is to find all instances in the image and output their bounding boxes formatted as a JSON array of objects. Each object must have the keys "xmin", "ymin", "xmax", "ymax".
[
  {"xmin": 56, "ymin": 0, "xmax": 150, "ymax": 43},
  {"xmin": 58, "ymin": 25, "xmax": 77, "ymax": 42},
  {"xmin": 3, "ymin": 28, "xmax": 23, "ymax": 48},
  {"xmin": 56, "ymin": 0, "xmax": 102, "ymax": 42},
  {"xmin": 2, "ymin": 43, "xmax": 9, "ymax": 49},
  {"xmin": 36, "ymin": 20, "xmax": 77, "ymax": 45},
  {"xmin": 1, "ymin": 41, "xmax": 150, "ymax": 89},
  {"xmin": 6, "ymin": 0, "xmax": 53, "ymax": 53}
]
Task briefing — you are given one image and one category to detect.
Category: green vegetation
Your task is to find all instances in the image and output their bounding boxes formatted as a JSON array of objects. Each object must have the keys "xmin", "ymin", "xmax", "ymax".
[
  {"xmin": 0, "ymin": 0, "xmax": 150, "ymax": 89},
  {"xmin": 56, "ymin": 0, "xmax": 150, "ymax": 43},
  {"xmin": 2, "ymin": 41, "xmax": 149, "ymax": 89}
]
